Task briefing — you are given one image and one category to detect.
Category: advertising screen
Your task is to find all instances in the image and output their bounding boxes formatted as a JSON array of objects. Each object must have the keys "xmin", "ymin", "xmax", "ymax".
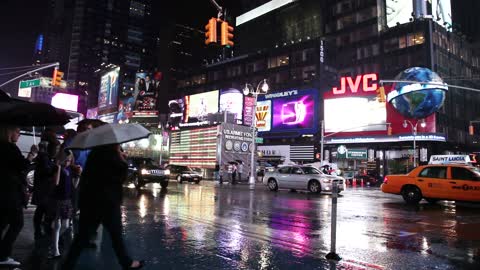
[
  {"xmin": 186, "ymin": 90, "xmax": 219, "ymax": 120},
  {"xmin": 255, "ymin": 100, "xmax": 271, "ymax": 132},
  {"xmin": 134, "ymin": 71, "xmax": 162, "ymax": 111},
  {"xmin": 51, "ymin": 93, "xmax": 78, "ymax": 112},
  {"xmin": 98, "ymin": 67, "xmax": 120, "ymax": 112},
  {"xmin": 220, "ymin": 88, "xmax": 243, "ymax": 122},
  {"xmin": 272, "ymin": 93, "xmax": 316, "ymax": 131},
  {"xmin": 243, "ymin": 96, "xmax": 255, "ymax": 126},
  {"xmin": 168, "ymin": 98, "xmax": 185, "ymax": 127},
  {"xmin": 324, "ymin": 96, "xmax": 387, "ymax": 133},
  {"xmin": 386, "ymin": 0, "xmax": 413, "ymax": 28},
  {"xmin": 431, "ymin": 0, "xmax": 452, "ymax": 31},
  {"xmin": 86, "ymin": 107, "xmax": 98, "ymax": 119}
]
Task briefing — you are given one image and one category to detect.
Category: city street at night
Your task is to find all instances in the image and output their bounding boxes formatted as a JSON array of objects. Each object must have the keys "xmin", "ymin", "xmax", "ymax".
[{"xmin": 10, "ymin": 182, "xmax": 480, "ymax": 270}]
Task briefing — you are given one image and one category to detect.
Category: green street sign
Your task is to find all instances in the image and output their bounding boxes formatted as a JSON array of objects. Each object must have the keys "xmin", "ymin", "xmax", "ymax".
[
  {"xmin": 19, "ymin": 79, "xmax": 41, "ymax": 89},
  {"xmin": 347, "ymin": 149, "xmax": 368, "ymax": 159},
  {"xmin": 255, "ymin": 137, "xmax": 263, "ymax": 144}
]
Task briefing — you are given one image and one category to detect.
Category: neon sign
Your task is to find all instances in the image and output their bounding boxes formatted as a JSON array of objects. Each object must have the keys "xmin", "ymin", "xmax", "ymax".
[{"xmin": 332, "ymin": 73, "xmax": 378, "ymax": 95}]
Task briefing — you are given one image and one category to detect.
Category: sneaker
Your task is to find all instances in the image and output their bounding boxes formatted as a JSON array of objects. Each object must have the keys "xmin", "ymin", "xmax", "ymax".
[{"xmin": 0, "ymin": 257, "xmax": 21, "ymax": 266}]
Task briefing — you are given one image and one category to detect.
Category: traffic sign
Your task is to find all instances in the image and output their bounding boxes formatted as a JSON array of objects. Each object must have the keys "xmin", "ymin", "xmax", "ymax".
[
  {"xmin": 19, "ymin": 79, "xmax": 41, "ymax": 89},
  {"xmin": 255, "ymin": 137, "xmax": 263, "ymax": 144}
]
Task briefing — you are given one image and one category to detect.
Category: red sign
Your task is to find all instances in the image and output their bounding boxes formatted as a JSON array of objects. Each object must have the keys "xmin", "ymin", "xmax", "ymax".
[{"xmin": 332, "ymin": 73, "xmax": 378, "ymax": 95}]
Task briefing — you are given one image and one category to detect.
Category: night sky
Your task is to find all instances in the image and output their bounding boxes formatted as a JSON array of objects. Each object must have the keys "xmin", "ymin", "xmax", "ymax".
[
  {"xmin": 0, "ymin": 0, "xmax": 48, "ymax": 69},
  {"xmin": 0, "ymin": 0, "xmax": 242, "ymax": 70}
]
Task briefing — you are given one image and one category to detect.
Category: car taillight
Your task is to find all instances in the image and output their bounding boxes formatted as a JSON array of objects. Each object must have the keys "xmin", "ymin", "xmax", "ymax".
[{"xmin": 383, "ymin": 176, "xmax": 388, "ymax": 184}]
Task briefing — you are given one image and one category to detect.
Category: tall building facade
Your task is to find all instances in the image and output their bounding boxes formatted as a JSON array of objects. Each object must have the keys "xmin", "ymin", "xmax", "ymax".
[
  {"xmin": 62, "ymin": 0, "xmax": 157, "ymax": 112},
  {"xmin": 174, "ymin": 0, "xmax": 480, "ymax": 175}
]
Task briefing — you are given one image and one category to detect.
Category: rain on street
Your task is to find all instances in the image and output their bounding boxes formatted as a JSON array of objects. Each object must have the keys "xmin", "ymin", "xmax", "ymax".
[{"xmin": 16, "ymin": 182, "xmax": 480, "ymax": 270}]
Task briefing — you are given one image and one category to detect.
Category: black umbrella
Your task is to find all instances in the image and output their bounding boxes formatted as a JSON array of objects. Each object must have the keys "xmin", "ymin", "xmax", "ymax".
[
  {"xmin": 0, "ymin": 102, "xmax": 71, "ymax": 126},
  {"xmin": 228, "ymin": 161, "xmax": 239, "ymax": 165}
]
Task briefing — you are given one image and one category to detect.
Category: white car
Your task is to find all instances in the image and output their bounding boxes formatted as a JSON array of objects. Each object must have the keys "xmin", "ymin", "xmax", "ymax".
[{"xmin": 262, "ymin": 165, "xmax": 346, "ymax": 193}]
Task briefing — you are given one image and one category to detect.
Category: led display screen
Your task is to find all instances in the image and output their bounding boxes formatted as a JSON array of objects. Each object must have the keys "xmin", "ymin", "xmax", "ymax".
[
  {"xmin": 243, "ymin": 96, "xmax": 255, "ymax": 126},
  {"xmin": 272, "ymin": 94, "xmax": 316, "ymax": 131},
  {"xmin": 255, "ymin": 100, "xmax": 271, "ymax": 132},
  {"xmin": 386, "ymin": 0, "xmax": 413, "ymax": 28},
  {"xmin": 186, "ymin": 90, "xmax": 219, "ymax": 121},
  {"xmin": 324, "ymin": 96, "xmax": 386, "ymax": 133},
  {"xmin": 220, "ymin": 88, "xmax": 243, "ymax": 122},
  {"xmin": 51, "ymin": 93, "xmax": 79, "ymax": 112},
  {"xmin": 98, "ymin": 67, "xmax": 120, "ymax": 112}
]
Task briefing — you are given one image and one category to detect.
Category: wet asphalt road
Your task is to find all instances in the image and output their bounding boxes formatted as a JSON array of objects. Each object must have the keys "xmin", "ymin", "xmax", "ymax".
[{"xmin": 7, "ymin": 182, "xmax": 480, "ymax": 270}]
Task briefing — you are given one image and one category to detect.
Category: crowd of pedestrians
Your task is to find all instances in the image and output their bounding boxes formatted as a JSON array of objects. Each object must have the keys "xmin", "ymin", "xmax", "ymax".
[{"xmin": 0, "ymin": 119, "xmax": 144, "ymax": 269}]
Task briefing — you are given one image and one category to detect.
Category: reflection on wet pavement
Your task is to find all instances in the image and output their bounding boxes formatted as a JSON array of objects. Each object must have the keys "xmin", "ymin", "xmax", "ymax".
[{"xmin": 10, "ymin": 184, "xmax": 480, "ymax": 270}]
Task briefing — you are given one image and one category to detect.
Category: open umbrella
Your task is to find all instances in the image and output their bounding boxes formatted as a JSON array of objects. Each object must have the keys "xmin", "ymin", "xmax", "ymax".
[
  {"xmin": 67, "ymin": 123, "xmax": 151, "ymax": 149},
  {"xmin": 0, "ymin": 102, "xmax": 71, "ymax": 126}
]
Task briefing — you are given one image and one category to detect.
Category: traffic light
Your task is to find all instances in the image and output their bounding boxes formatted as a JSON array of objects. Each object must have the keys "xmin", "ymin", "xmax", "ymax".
[
  {"xmin": 220, "ymin": 21, "xmax": 234, "ymax": 47},
  {"xmin": 205, "ymin": 17, "xmax": 217, "ymax": 45},
  {"xmin": 469, "ymin": 124, "xmax": 474, "ymax": 135},
  {"xmin": 387, "ymin": 125, "xmax": 392, "ymax": 135},
  {"xmin": 376, "ymin": 86, "xmax": 386, "ymax": 103},
  {"xmin": 52, "ymin": 68, "xmax": 64, "ymax": 87}
]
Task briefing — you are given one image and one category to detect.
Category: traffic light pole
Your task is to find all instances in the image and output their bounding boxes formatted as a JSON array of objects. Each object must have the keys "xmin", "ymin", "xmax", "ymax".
[{"xmin": 0, "ymin": 62, "xmax": 60, "ymax": 87}]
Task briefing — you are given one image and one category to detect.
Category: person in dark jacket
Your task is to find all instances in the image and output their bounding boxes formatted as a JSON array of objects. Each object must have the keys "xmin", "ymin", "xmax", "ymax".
[
  {"xmin": 0, "ymin": 126, "xmax": 37, "ymax": 267},
  {"xmin": 62, "ymin": 144, "xmax": 144, "ymax": 270},
  {"xmin": 31, "ymin": 140, "xmax": 57, "ymax": 239}
]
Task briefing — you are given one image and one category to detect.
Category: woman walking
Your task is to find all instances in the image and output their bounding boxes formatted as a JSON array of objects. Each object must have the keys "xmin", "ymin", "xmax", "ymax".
[
  {"xmin": 62, "ymin": 144, "xmax": 144, "ymax": 269},
  {"xmin": 49, "ymin": 150, "xmax": 78, "ymax": 259},
  {"xmin": 0, "ymin": 126, "xmax": 37, "ymax": 267}
]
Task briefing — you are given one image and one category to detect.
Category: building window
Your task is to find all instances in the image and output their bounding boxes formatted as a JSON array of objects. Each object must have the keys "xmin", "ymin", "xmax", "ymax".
[
  {"xmin": 268, "ymin": 55, "xmax": 289, "ymax": 69},
  {"xmin": 246, "ymin": 59, "xmax": 266, "ymax": 74},
  {"xmin": 226, "ymin": 65, "xmax": 242, "ymax": 78},
  {"xmin": 302, "ymin": 65, "xmax": 316, "ymax": 81}
]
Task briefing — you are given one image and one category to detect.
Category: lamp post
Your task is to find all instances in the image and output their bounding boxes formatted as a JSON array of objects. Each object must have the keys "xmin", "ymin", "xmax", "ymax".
[
  {"xmin": 403, "ymin": 119, "xmax": 426, "ymax": 168},
  {"xmin": 243, "ymin": 79, "xmax": 269, "ymax": 188}
]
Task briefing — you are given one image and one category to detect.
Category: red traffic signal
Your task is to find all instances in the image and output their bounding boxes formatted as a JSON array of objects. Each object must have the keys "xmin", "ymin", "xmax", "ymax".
[
  {"xmin": 220, "ymin": 21, "xmax": 234, "ymax": 47},
  {"xmin": 469, "ymin": 125, "xmax": 474, "ymax": 135},
  {"xmin": 205, "ymin": 17, "xmax": 217, "ymax": 45},
  {"xmin": 376, "ymin": 86, "xmax": 386, "ymax": 103}
]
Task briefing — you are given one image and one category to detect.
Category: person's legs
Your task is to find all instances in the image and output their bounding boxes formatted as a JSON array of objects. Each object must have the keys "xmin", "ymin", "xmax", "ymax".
[
  {"xmin": 101, "ymin": 205, "xmax": 132, "ymax": 268},
  {"xmin": 51, "ymin": 219, "xmax": 62, "ymax": 257},
  {"xmin": 61, "ymin": 208, "xmax": 100, "ymax": 269},
  {"xmin": 33, "ymin": 204, "xmax": 46, "ymax": 238},
  {"xmin": 0, "ymin": 207, "xmax": 23, "ymax": 261}
]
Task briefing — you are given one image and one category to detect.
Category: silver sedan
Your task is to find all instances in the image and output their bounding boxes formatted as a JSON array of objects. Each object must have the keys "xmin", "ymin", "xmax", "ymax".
[{"xmin": 262, "ymin": 165, "xmax": 345, "ymax": 193}]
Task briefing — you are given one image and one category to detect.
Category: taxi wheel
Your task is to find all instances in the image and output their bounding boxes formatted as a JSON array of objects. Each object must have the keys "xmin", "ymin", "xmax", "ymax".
[
  {"xmin": 402, "ymin": 186, "xmax": 422, "ymax": 204},
  {"xmin": 177, "ymin": 175, "xmax": 183, "ymax": 183}
]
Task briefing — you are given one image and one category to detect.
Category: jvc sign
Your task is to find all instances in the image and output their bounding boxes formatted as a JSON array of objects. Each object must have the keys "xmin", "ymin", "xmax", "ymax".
[{"xmin": 331, "ymin": 73, "xmax": 378, "ymax": 95}]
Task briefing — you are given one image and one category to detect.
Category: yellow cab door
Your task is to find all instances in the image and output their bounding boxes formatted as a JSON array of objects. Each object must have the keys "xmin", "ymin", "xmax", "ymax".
[
  {"xmin": 416, "ymin": 166, "xmax": 448, "ymax": 199},
  {"xmin": 447, "ymin": 166, "xmax": 480, "ymax": 202}
]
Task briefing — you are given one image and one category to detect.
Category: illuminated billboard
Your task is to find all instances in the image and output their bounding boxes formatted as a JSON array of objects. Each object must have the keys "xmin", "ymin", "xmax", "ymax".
[
  {"xmin": 51, "ymin": 93, "xmax": 78, "ymax": 112},
  {"xmin": 243, "ymin": 96, "xmax": 255, "ymax": 126},
  {"xmin": 220, "ymin": 88, "xmax": 243, "ymax": 122},
  {"xmin": 431, "ymin": 0, "xmax": 452, "ymax": 31},
  {"xmin": 186, "ymin": 90, "xmax": 219, "ymax": 121},
  {"xmin": 98, "ymin": 67, "xmax": 120, "ymax": 112},
  {"xmin": 255, "ymin": 100, "xmax": 271, "ymax": 132},
  {"xmin": 257, "ymin": 89, "xmax": 319, "ymax": 134},
  {"xmin": 324, "ymin": 96, "xmax": 386, "ymax": 133},
  {"xmin": 386, "ymin": 0, "xmax": 413, "ymax": 28},
  {"xmin": 134, "ymin": 71, "xmax": 162, "ymax": 111},
  {"xmin": 272, "ymin": 93, "xmax": 316, "ymax": 132}
]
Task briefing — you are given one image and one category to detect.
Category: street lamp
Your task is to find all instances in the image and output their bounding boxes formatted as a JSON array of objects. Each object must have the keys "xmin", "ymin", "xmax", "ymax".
[
  {"xmin": 243, "ymin": 79, "xmax": 269, "ymax": 188},
  {"xmin": 403, "ymin": 119, "xmax": 426, "ymax": 168}
]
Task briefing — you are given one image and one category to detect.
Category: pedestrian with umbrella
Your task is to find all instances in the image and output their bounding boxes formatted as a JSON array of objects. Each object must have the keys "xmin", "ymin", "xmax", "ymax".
[
  {"xmin": 0, "ymin": 126, "xmax": 38, "ymax": 267},
  {"xmin": 62, "ymin": 123, "xmax": 148, "ymax": 270},
  {"xmin": 0, "ymin": 90, "xmax": 70, "ymax": 267}
]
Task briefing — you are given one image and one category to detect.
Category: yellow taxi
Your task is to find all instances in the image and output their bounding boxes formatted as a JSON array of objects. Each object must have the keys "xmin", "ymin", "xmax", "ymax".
[{"xmin": 381, "ymin": 155, "xmax": 480, "ymax": 204}]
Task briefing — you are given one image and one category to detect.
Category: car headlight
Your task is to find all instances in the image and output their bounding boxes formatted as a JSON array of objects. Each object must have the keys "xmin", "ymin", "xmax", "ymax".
[
  {"xmin": 141, "ymin": 169, "xmax": 150, "ymax": 175},
  {"xmin": 164, "ymin": 169, "xmax": 170, "ymax": 175},
  {"xmin": 322, "ymin": 179, "xmax": 331, "ymax": 183}
]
